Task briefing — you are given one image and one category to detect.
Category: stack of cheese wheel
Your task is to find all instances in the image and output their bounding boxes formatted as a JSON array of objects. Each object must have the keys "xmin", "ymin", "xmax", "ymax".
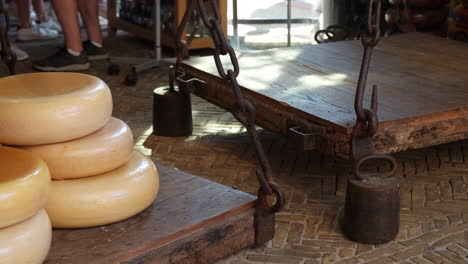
[
  {"xmin": 0, "ymin": 146, "xmax": 52, "ymax": 264},
  {"xmin": 0, "ymin": 72, "xmax": 159, "ymax": 229}
]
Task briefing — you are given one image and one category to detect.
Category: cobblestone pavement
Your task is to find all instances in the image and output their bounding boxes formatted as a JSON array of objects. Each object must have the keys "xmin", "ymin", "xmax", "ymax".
[
  {"xmin": 146, "ymin": 101, "xmax": 468, "ymax": 264},
  {"xmin": 3, "ymin": 36, "xmax": 467, "ymax": 264}
]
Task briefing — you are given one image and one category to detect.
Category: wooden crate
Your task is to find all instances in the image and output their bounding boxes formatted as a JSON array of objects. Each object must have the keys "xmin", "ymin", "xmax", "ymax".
[
  {"xmin": 45, "ymin": 163, "xmax": 259, "ymax": 264},
  {"xmin": 107, "ymin": 0, "xmax": 227, "ymax": 50}
]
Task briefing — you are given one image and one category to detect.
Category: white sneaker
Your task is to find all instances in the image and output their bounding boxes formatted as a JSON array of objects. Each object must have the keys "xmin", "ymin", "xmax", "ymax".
[
  {"xmin": 37, "ymin": 19, "xmax": 62, "ymax": 32},
  {"xmin": 17, "ymin": 23, "xmax": 58, "ymax": 41},
  {"xmin": 0, "ymin": 43, "xmax": 29, "ymax": 61}
]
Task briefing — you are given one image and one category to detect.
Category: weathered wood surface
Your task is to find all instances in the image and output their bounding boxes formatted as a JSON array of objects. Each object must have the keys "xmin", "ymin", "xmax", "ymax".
[
  {"xmin": 45, "ymin": 163, "xmax": 257, "ymax": 264},
  {"xmin": 180, "ymin": 33, "xmax": 468, "ymax": 159}
]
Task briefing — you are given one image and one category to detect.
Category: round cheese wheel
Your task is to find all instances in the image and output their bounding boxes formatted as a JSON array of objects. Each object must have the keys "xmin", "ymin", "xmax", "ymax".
[
  {"xmin": 0, "ymin": 209, "xmax": 52, "ymax": 264},
  {"xmin": 19, "ymin": 117, "xmax": 134, "ymax": 180},
  {"xmin": 46, "ymin": 150, "xmax": 159, "ymax": 228},
  {"xmin": 0, "ymin": 72, "xmax": 112, "ymax": 145},
  {"xmin": 0, "ymin": 146, "xmax": 51, "ymax": 229}
]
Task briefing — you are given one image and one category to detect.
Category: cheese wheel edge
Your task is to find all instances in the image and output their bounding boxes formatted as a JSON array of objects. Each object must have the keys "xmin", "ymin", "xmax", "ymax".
[
  {"xmin": 45, "ymin": 150, "xmax": 159, "ymax": 228},
  {"xmin": 0, "ymin": 73, "xmax": 113, "ymax": 145},
  {"xmin": 0, "ymin": 146, "xmax": 51, "ymax": 229},
  {"xmin": 19, "ymin": 117, "xmax": 134, "ymax": 179},
  {"xmin": 0, "ymin": 209, "xmax": 52, "ymax": 264}
]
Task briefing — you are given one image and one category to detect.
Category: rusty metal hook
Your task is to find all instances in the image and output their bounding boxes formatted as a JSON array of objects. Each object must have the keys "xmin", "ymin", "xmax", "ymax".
[
  {"xmin": 258, "ymin": 182, "xmax": 286, "ymax": 214},
  {"xmin": 354, "ymin": 0, "xmax": 381, "ymax": 137}
]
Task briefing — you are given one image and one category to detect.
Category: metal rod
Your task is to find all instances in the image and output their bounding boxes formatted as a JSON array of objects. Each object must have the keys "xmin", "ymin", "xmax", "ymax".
[
  {"xmin": 287, "ymin": 0, "xmax": 291, "ymax": 47},
  {"xmin": 233, "ymin": 0, "xmax": 239, "ymax": 48},
  {"xmin": 237, "ymin": 18, "xmax": 317, "ymax": 24},
  {"xmin": 109, "ymin": 0, "xmax": 174, "ymax": 79},
  {"xmin": 155, "ymin": 0, "xmax": 162, "ymax": 60}
]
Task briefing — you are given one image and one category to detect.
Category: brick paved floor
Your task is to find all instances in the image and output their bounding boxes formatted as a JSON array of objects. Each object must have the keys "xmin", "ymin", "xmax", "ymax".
[{"xmin": 3, "ymin": 35, "xmax": 467, "ymax": 264}]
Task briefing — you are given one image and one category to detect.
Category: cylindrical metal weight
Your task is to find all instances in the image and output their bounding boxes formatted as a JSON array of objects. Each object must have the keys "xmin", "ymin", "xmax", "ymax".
[
  {"xmin": 153, "ymin": 86, "xmax": 192, "ymax": 137},
  {"xmin": 343, "ymin": 176, "xmax": 400, "ymax": 244},
  {"xmin": 343, "ymin": 154, "xmax": 400, "ymax": 244}
]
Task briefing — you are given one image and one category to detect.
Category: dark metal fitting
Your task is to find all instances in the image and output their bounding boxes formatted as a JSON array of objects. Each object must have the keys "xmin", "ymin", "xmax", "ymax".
[
  {"xmin": 175, "ymin": 71, "xmax": 206, "ymax": 93},
  {"xmin": 258, "ymin": 182, "xmax": 286, "ymax": 214},
  {"xmin": 196, "ymin": 0, "xmax": 215, "ymax": 29},
  {"xmin": 242, "ymin": 100, "xmax": 257, "ymax": 123},
  {"xmin": 256, "ymin": 169, "xmax": 273, "ymax": 195},
  {"xmin": 315, "ymin": 29, "xmax": 336, "ymax": 43},
  {"xmin": 354, "ymin": 154, "xmax": 398, "ymax": 181}
]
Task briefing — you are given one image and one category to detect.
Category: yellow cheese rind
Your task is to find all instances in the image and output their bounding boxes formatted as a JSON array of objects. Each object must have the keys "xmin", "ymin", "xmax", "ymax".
[
  {"xmin": 0, "ymin": 146, "xmax": 51, "ymax": 229},
  {"xmin": 19, "ymin": 117, "xmax": 134, "ymax": 179},
  {"xmin": 0, "ymin": 72, "xmax": 113, "ymax": 145},
  {"xmin": 0, "ymin": 209, "xmax": 52, "ymax": 264},
  {"xmin": 46, "ymin": 150, "xmax": 159, "ymax": 228}
]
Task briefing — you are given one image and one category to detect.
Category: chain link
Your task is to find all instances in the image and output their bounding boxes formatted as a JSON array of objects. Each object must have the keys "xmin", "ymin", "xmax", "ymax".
[
  {"xmin": 175, "ymin": 0, "xmax": 285, "ymax": 213},
  {"xmin": 362, "ymin": 0, "xmax": 381, "ymax": 47},
  {"xmin": 175, "ymin": 0, "xmax": 196, "ymax": 68}
]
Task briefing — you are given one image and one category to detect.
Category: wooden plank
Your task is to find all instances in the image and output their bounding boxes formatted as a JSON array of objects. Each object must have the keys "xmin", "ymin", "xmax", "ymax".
[
  {"xmin": 180, "ymin": 33, "xmax": 468, "ymax": 158},
  {"xmin": 120, "ymin": 210, "xmax": 255, "ymax": 264},
  {"xmin": 45, "ymin": 163, "xmax": 256, "ymax": 264},
  {"xmin": 312, "ymin": 38, "xmax": 468, "ymax": 115},
  {"xmin": 155, "ymin": 164, "xmax": 213, "ymax": 202},
  {"xmin": 182, "ymin": 32, "xmax": 468, "ymax": 130}
]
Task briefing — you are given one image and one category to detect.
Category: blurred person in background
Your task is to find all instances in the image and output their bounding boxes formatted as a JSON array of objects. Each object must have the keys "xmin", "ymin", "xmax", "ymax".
[
  {"xmin": 2, "ymin": 0, "xmax": 60, "ymax": 60},
  {"xmin": 16, "ymin": 0, "xmax": 59, "ymax": 41},
  {"xmin": 33, "ymin": 0, "xmax": 108, "ymax": 71}
]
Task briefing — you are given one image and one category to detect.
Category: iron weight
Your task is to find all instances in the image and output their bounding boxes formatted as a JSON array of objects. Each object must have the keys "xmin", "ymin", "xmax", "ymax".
[
  {"xmin": 343, "ymin": 155, "xmax": 400, "ymax": 244},
  {"xmin": 153, "ymin": 86, "xmax": 192, "ymax": 137}
]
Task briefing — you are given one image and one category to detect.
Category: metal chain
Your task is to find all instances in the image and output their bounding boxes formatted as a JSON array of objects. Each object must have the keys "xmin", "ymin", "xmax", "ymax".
[
  {"xmin": 354, "ymin": 0, "xmax": 380, "ymax": 137},
  {"xmin": 175, "ymin": 0, "xmax": 196, "ymax": 68},
  {"xmin": 175, "ymin": 0, "xmax": 285, "ymax": 213},
  {"xmin": 0, "ymin": 0, "xmax": 16, "ymax": 75},
  {"xmin": 353, "ymin": 0, "xmax": 397, "ymax": 180}
]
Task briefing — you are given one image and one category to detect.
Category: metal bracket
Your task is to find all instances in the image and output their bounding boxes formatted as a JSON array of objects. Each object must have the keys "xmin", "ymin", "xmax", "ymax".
[
  {"xmin": 254, "ymin": 209, "xmax": 275, "ymax": 246},
  {"xmin": 288, "ymin": 126, "xmax": 319, "ymax": 151},
  {"xmin": 175, "ymin": 71, "xmax": 206, "ymax": 94}
]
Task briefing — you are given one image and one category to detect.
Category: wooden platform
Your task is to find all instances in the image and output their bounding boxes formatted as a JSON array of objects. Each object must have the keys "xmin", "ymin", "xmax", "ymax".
[
  {"xmin": 180, "ymin": 33, "xmax": 468, "ymax": 159},
  {"xmin": 45, "ymin": 163, "xmax": 257, "ymax": 264}
]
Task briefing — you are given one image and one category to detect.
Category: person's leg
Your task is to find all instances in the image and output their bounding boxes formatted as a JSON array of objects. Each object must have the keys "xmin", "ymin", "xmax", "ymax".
[
  {"xmin": 32, "ymin": 0, "xmax": 62, "ymax": 32},
  {"xmin": 16, "ymin": 0, "xmax": 58, "ymax": 41},
  {"xmin": 32, "ymin": 0, "xmax": 89, "ymax": 71},
  {"xmin": 31, "ymin": 0, "xmax": 47, "ymax": 23},
  {"xmin": 77, "ymin": 0, "xmax": 108, "ymax": 60},
  {"xmin": 77, "ymin": 0, "xmax": 102, "ymax": 45},
  {"xmin": 51, "ymin": 0, "xmax": 82, "ymax": 52},
  {"xmin": 16, "ymin": 0, "xmax": 31, "ymax": 28}
]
